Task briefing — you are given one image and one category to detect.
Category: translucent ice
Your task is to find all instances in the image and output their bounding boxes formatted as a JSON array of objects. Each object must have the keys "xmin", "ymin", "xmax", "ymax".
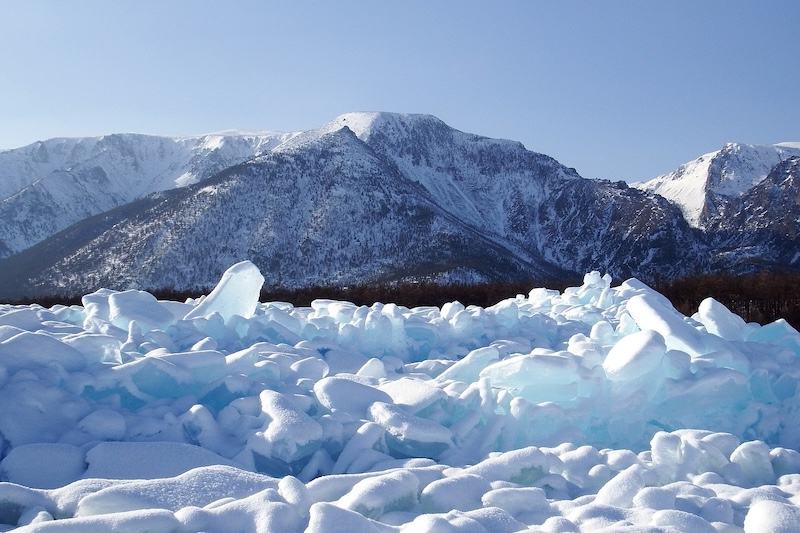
[
  {"xmin": 368, "ymin": 402, "xmax": 453, "ymax": 459},
  {"xmin": 1, "ymin": 268, "xmax": 800, "ymax": 531},
  {"xmin": 184, "ymin": 261, "xmax": 265, "ymax": 323}
]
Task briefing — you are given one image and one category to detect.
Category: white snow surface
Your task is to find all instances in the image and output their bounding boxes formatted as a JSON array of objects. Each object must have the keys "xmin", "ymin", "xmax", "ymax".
[
  {"xmin": 1, "ymin": 266, "xmax": 800, "ymax": 531},
  {"xmin": 0, "ymin": 131, "xmax": 298, "ymax": 255},
  {"xmin": 635, "ymin": 142, "xmax": 800, "ymax": 227}
]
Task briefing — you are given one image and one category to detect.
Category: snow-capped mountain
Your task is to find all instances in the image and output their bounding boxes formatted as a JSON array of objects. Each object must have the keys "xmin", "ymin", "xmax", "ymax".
[
  {"xmin": 0, "ymin": 131, "xmax": 297, "ymax": 257},
  {"xmin": 635, "ymin": 142, "xmax": 800, "ymax": 227},
  {"xmin": 0, "ymin": 123, "xmax": 565, "ymax": 295},
  {"xmin": 0, "ymin": 113, "xmax": 701, "ymax": 297},
  {"xmin": 324, "ymin": 113, "xmax": 699, "ymax": 280},
  {"xmin": 0, "ymin": 113, "xmax": 796, "ymax": 298},
  {"xmin": 637, "ymin": 144, "xmax": 800, "ymax": 273}
]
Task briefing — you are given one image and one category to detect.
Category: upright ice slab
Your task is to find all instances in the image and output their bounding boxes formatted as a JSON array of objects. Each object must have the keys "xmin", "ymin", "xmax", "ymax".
[{"xmin": 184, "ymin": 261, "xmax": 265, "ymax": 323}]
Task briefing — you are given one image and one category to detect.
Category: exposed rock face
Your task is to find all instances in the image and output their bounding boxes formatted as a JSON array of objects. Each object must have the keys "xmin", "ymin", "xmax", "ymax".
[{"xmin": 704, "ymin": 156, "xmax": 800, "ymax": 272}]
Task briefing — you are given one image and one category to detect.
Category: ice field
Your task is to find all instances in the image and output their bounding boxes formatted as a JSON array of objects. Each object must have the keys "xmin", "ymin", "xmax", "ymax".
[{"xmin": 1, "ymin": 262, "xmax": 800, "ymax": 531}]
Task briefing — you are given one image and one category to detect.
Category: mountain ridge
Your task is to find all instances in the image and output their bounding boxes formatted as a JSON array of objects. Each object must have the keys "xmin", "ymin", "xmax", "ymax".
[
  {"xmin": 0, "ymin": 113, "xmax": 797, "ymax": 298},
  {"xmin": 0, "ymin": 130, "xmax": 299, "ymax": 256},
  {"xmin": 0, "ymin": 125, "xmax": 570, "ymax": 297}
]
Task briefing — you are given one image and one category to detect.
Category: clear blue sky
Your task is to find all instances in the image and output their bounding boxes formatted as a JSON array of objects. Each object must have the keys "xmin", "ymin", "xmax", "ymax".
[{"xmin": 1, "ymin": 1, "xmax": 798, "ymax": 180}]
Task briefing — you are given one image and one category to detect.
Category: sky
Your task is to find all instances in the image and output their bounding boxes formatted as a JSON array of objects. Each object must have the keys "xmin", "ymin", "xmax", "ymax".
[{"xmin": 1, "ymin": 1, "xmax": 798, "ymax": 181}]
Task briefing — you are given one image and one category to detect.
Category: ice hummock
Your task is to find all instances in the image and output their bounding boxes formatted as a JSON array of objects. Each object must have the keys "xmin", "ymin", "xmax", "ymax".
[{"xmin": 1, "ymin": 263, "xmax": 800, "ymax": 531}]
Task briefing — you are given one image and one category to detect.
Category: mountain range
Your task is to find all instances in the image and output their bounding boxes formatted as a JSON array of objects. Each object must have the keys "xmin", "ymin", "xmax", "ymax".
[
  {"xmin": 0, "ymin": 131, "xmax": 296, "ymax": 258},
  {"xmin": 0, "ymin": 112, "xmax": 797, "ymax": 298}
]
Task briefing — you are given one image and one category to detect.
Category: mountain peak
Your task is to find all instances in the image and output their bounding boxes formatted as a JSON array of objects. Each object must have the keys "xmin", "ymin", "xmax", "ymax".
[
  {"xmin": 776, "ymin": 142, "xmax": 800, "ymax": 150},
  {"xmin": 636, "ymin": 142, "xmax": 800, "ymax": 227},
  {"xmin": 323, "ymin": 112, "xmax": 448, "ymax": 140}
]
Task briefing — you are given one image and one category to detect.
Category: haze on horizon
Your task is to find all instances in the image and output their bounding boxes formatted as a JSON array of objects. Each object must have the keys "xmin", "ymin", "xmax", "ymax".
[{"xmin": 1, "ymin": 0, "xmax": 798, "ymax": 181}]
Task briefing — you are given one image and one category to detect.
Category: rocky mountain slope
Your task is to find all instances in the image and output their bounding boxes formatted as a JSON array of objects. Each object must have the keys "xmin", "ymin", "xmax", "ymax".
[
  {"xmin": 704, "ymin": 156, "xmax": 800, "ymax": 272},
  {"xmin": 0, "ymin": 131, "xmax": 297, "ymax": 256},
  {"xmin": 635, "ymin": 142, "xmax": 800, "ymax": 227},
  {"xmin": 0, "ymin": 113, "xmax": 795, "ymax": 298},
  {"xmin": 0, "ymin": 123, "xmax": 566, "ymax": 296},
  {"xmin": 326, "ymin": 113, "xmax": 700, "ymax": 280}
]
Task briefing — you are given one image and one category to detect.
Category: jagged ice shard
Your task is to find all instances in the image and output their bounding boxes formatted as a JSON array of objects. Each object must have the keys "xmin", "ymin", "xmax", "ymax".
[
  {"xmin": 184, "ymin": 260, "xmax": 265, "ymax": 323},
  {"xmin": 0, "ymin": 266, "xmax": 799, "ymax": 531}
]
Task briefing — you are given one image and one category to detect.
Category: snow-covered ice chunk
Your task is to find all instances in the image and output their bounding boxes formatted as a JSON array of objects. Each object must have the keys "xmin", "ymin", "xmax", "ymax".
[
  {"xmin": 632, "ymin": 486, "xmax": 675, "ymax": 510},
  {"xmin": 332, "ymin": 423, "xmax": 385, "ymax": 474},
  {"xmin": 62, "ymin": 333, "xmax": 122, "ymax": 365},
  {"xmin": 744, "ymin": 500, "xmax": 800, "ymax": 532},
  {"xmin": 650, "ymin": 509, "xmax": 716, "ymax": 533},
  {"xmin": 730, "ymin": 440, "xmax": 776, "ymax": 487},
  {"xmin": 697, "ymin": 297, "xmax": 748, "ymax": 341},
  {"xmin": 0, "ymin": 443, "xmax": 85, "ymax": 489},
  {"xmin": 244, "ymin": 389, "xmax": 323, "ymax": 468},
  {"xmin": 108, "ymin": 290, "xmax": 175, "ymax": 331},
  {"xmin": 75, "ymin": 465, "xmax": 279, "ymax": 516},
  {"xmin": 602, "ymin": 329, "xmax": 666, "ymax": 381},
  {"xmin": 15, "ymin": 509, "xmax": 182, "ymax": 532},
  {"xmin": 0, "ymin": 331, "xmax": 85, "ymax": 371},
  {"xmin": 378, "ymin": 377, "xmax": 446, "ymax": 413},
  {"xmin": 463, "ymin": 447, "xmax": 555, "ymax": 484},
  {"xmin": 78, "ymin": 409, "xmax": 126, "ymax": 440},
  {"xmin": 84, "ymin": 441, "xmax": 238, "ymax": 479},
  {"xmin": 436, "ymin": 347, "xmax": 500, "ymax": 384},
  {"xmin": 419, "ymin": 474, "xmax": 491, "ymax": 512},
  {"xmin": 368, "ymin": 402, "xmax": 453, "ymax": 459},
  {"xmin": 480, "ymin": 352, "xmax": 580, "ymax": 403},
  {"xmin": 357, "ymin": 358, "xmax": 387, "ymax": 379},
  {"xmin": 335, "ymin": 470, "xmax": 420, "ymax": 519},
  {"xmin": 314, "ymin": 377, "xmax": 391, "ymax": 416},
  {"xmin": 595, "ymin": 464, "xmax": 652, "ymax": 507},
  {"xmin": 306, "ymin": 502, "xmax": 395, "ymax": 533},
  {"xmin": 627, "ymin": 293, "xmax": 707, "ymax": 355},
  {"xmin": 481, "ymin": 487, "xmax": 549, "ymax": 516}
]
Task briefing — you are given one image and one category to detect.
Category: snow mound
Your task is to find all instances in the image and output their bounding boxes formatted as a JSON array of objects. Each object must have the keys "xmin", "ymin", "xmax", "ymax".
[{"xmin": 1, "ymin": 264, "xmax": 800, "ymax": 531}]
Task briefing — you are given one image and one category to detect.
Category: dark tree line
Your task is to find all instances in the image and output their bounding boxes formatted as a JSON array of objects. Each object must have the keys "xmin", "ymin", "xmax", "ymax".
[
  {"xmin": 8, "ymin": 273, "xmax": 800, "ymax": 329},
  {"xmin": 654, "ymin": 272, "xmax": 800, "ymax": 329}
]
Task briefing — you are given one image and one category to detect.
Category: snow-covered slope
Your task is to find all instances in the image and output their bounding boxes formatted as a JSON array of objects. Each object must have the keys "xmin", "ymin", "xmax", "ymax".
[
  {"xmin": 0, "ymin": 113, "xmax": 705, "ymax": 297},
  {"xmin": 322, "ymin": 113, "xmax": 699, "ymax": 280},
  {"xmin": 322, "ymin": 112, "xmax": 574, "ymax": 233},
  {"xmin": 0, "ymin": 124, "xmax": 565, "ymax": 296},
  {"xmin": 635, "ymin": 142, "xmax": 800, "ymax": 227},
  {"xmin": 0, "ymin": 131, "xmax": 297, "ymax": 256},
  {"xmin": 1, "ymin": 114, "xmax": 797, "ymax": 296}
]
